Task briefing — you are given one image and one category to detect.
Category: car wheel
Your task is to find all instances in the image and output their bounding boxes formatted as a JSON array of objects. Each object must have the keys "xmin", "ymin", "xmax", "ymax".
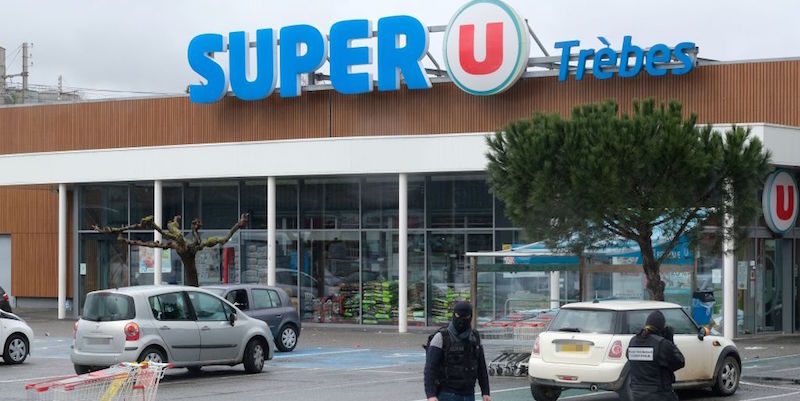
[
  {"xmin": 74, "ymin": 364, "xmax": 94, "ymax": 375},
  {"xmin": 137, "ymin": 347, "xmax": 167, "ymax": 364},
  {"xmin": 3, "ymin": 334, "xmax": 28, "ymax": 364},
  {"xmin": 530, "ymin": 384, "xmax": 561, "ymax": 401},
  {"xmin": 276, "ymin": 325, "xmax": 298, "ymax": 352},
  {"xmin": 243, "ymin": 338, "xmax": 266, "ymax": 374},
  {"xmin": 713, "ymin": 356, "xmax": 740, "ymax": 396},
  {"xmin": 616, "ymin": 374, "xmax": 633, "ymax": 401}
]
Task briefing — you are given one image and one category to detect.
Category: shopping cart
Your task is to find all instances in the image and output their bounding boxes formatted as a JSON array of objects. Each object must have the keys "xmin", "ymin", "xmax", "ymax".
[{"xmin": 26, "ymin": 362, "xmax": 170, "ymax": 401}]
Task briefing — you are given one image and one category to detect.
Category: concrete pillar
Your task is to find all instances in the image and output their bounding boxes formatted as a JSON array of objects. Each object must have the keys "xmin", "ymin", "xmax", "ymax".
[
  {"xmin": 399, "ymin": 173, "xmax": 408, "ymax": 333},
  {"xmin": 550, "ymin": 270, "xmax": 560, "ymax": 309},
  {"xmin": 153, "ymin": 180, "xmax": 163, "ymax": 286},
  {"xmin": 267, "ymin": 177, "xmax": 276, "ymax": 286},
  {"xmin": 723, "ymin": 211, "xmax": 736, "ymax": 339},
  {"xmin": 58, "ymin": 184, "xmax": 67, "ymax": 319}
]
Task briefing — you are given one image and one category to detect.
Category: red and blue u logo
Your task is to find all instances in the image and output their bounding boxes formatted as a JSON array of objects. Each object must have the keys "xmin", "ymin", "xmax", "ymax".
[{"xmin": 443, "ymin": 0, "xmax": 530, "ymax": 95}]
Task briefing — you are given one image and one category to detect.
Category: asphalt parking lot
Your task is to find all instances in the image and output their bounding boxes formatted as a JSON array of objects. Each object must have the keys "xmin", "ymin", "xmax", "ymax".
[{"xmin": 4, "ymin": 331, "xmax": 800, "ymax": 401}]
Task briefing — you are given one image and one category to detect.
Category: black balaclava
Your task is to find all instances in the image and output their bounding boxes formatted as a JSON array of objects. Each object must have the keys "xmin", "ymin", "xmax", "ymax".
[
  {"xmin": 645, "ymin": 310, "xmax": 666, "ymax": 335},
  {"xmin": 452, "ymin": 301, "xmax": 473, "ymax": 333}
]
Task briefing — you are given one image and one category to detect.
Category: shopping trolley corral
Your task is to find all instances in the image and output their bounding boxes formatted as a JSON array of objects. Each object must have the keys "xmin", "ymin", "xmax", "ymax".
[
  {"xmin": 26, "ymin": 361, "xmax": 171, "ymax": 401},
  {"xmin": 482, "ymin": 325, "xmax": 545, "ymax": 377}
]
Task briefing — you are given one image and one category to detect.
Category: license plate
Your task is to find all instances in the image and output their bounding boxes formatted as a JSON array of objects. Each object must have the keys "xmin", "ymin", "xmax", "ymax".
[
  {"xmin": 85, "ymin": 337, "xmax": 111, "ymax": 345},
  {"xmin": 557, "ymin": 343, "xmax": 589, "ymax": 353}
]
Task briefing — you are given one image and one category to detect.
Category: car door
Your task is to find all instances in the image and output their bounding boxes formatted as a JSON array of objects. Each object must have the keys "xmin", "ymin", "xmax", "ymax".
[
  {"xmin": 187, "ymin": 291, "xmax": 244, "ymax": 363},
  {"xmin": 149, "ymin": 292, "xmax": 200, "ymax": 363},
  {"xmin": 661, "ymin": 308, "xmax": 712, "ymax": 381},
  {"xmin": 251, "ymin": 288, "xmax": 280, "ymax": 337}
]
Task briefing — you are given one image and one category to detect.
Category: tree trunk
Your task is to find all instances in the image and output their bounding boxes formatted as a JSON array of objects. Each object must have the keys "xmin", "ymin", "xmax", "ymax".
[
  {"xmin": 181, "ymin": 254, "xmax": 199, "ymax": 287},
  {"xmin": 639, "ymin": 239, "xmax": 666, "ymax": 301}
]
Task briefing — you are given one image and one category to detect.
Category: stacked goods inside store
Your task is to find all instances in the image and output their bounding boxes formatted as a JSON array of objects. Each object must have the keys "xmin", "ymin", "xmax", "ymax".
[
  {"xmin": 408, "ymin": 283, "xmax": 425, "ymax": 324},
  {"xmin": 431, "ymin": 286, "xmax": 470, "ymax": 325},
  {"xmin": 339, "ymin": 283, "xmax": 360, "ymax": 323},
  {"xmin": 362, "ymin": 281, "xmax": 398, "ymax": 324}
]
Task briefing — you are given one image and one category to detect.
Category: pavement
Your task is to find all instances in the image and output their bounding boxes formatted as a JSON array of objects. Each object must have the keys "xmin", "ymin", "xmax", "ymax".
[{"xmin": 8, "ymin": 308, "xmax": 800, "ymax": 394}]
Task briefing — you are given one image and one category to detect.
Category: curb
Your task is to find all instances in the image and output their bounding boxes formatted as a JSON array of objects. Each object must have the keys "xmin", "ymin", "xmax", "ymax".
[{"xmin": 743, "ymin": 376, "xmax": 800, "ymax": 385}]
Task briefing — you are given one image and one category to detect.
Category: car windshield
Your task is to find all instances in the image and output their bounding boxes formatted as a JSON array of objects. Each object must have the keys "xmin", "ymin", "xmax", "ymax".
[
  {"xmin": 548, "ymin": 309, "xmax": 616, "ymax": 334},
  {"xmin": 83, "ymin": 292, "xmax": 135, "ymax": 322}
]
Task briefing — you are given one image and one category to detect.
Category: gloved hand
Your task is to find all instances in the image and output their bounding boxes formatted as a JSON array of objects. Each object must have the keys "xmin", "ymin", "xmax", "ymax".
[{"xmin": 663, "ymin": 326, "xmax": 675, "ymax": 342}]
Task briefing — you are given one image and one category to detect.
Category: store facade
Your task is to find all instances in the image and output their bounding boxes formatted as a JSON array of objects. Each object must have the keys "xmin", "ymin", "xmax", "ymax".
[{"xmin": 0, "ymin": 0, "xmax": 799, "ymax": 336}]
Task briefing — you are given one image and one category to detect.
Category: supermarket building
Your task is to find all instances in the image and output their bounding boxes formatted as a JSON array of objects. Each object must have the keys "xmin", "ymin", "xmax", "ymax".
[{"xmin": 0, "ymin": 1, "xmax": 799, "ymax": 338}]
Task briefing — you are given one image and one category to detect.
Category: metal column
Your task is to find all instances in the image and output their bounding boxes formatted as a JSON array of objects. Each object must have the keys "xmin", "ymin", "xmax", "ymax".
[
  {"xmin": 153, "ymin": 180, "xmax": 163, "ymax": 285},
  {"xmin": 268, "ymin": 177, "xmax": 276, "ymax": 286},
  {"xmin": 399, "ymin": 173, "xmax": 408, "ymax": 333},
  {"xmin": 58, "ymin": 184, "xmax": 67, "ymax": 319}
]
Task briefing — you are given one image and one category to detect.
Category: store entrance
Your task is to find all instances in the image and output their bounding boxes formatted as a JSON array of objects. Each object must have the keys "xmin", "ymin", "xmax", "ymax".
[{"xmin": 78, "ymin": 234, "xmax": 129, "ymax": 313}]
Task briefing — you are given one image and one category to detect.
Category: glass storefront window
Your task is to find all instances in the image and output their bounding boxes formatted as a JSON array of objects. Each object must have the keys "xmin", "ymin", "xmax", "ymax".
[
  {"xmin": 299, "ymin": 231, "xmax": 360, "ymax": 323},
  {"xmin": 277, "ymin": 181, "xmax": 298, "ymax": 229},
  {"xmin": 129, "ymin": 233, "xmax": 183, "ymax": 286},
  {"xmin": 361, "ymin": 177, "xmax": 425, "ymax": 229},
  {"xmin": 131, "ymin": 184, "xmax": 154, "ymax": 223},
  {"xmin": 427, "ymin": 232, "xmax": 468, "ymax": 325},
  {"xmin": 190, "ymin": 230, "xmax": 241, "ymax": 285},
  {"xmin": 241, "ymin": 181, "xmax": 266, "ymax": 229},
  {"xmin": 426, "ymin": 175, "xmax": 492, "ymax": 229},
  {"xmin": 78, "ymin": 233, "xmax": 129, "ymax": 311},
  {"xmin": 80, "ymin": 185, "xmax": 128, "ymax": 229},
  {"xmin": 696, "ymin": 233, "xmax": 724, "ymax": 323},
  {"xmin": 300, "ymin": 179, "xmax": 359, "ymax": 229},
  {"xmin": 162, "ymin": 184, "xmax": 183, "ymax": 228},
  {"xmin": 185, "ymin": 181, "xmax": 239, "ymax": 229}
]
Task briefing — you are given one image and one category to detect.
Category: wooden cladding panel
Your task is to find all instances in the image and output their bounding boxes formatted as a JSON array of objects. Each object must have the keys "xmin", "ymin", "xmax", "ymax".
[
  {"xmin": 0, "ymin": 92, "xmax": 330, "ymax": 155},
  {"xmin": 0, "ymin": 61, "xmax": 797, "ymax": 155},
  {"xmin": 0, "ymin": 186, "xmax": 73, "ymax": 298},
  {"xmin": 330, "ymin": 61, "xmax": 800, "ymax": 136}
]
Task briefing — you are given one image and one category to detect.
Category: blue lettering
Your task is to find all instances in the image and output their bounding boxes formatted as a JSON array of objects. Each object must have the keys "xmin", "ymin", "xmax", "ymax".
[
  {"xmin": 229, "ymin": 29, "xmax": 277, "ymax": 101},
  {"xmin": 554, "ymin": 40, "xmax": 580, "ymax": 81},
  {"xmin": 330, "ymin": 20, "xmax": 373, "ymax": 94},
  {"xmin": 188, "ymin": 34, "xmax": 228, "ymax": 104},
  {"xmin": 671, "ymin": 42, "xmax": 696, "ymax": 75},
  {"xmin": 377, "ymin": 16, "xmax": 431, "ymax": 91},
  {"xmin": 618, "ymin": 35, "xmax": 643, "ymax": 78},
  {"xmin": 576, "ymin": 49, "xmax": 594, "ymax": 81},
  {"xmin": 645, "ymin": 44, "xmax": 670, "ymax": 77},
  {"xmin": 279, "ymin": 24, "xmax": 328, "ymax": 98},
  {"xmin": 593, "ymin": 47, "xmax": 617, "ymax": 79}
]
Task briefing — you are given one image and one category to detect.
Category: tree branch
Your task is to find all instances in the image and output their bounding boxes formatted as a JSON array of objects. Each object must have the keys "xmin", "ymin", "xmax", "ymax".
[
  {"xmin": 602, "ymin": 217, "xmax": 639, "ymax": 240},
  {"xmin": 655, "ymin": 208, "xmax": 700, "ymax": 265},
  {"xmin": 92, "ymin": 216, "xmax": 154, "ymax": 234},
  {"xmin": 117, "ymin": 237, "xmax": 176, "ymax": 250},
  {"xmin": 191, "ymin": 218, "xmax": 203, "ymax": 246},
  {"xmin": 196, "ymin": 214, "xmax": 249, "ymax": 251}
]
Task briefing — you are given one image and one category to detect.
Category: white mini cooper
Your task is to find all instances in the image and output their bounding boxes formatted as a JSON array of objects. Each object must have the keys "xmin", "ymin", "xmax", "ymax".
[{"xmin": 528, "ymin": 301, "xmax": 740, "ymax": 401}]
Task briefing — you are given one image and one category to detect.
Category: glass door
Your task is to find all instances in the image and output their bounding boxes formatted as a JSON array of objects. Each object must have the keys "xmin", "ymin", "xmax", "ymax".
[
  {"xmin": 79, "ymin": 234, "xmax": 129, "ymax": 313},
  {"xmin": 759, "ymin": 239, "xmax": 783, "ymax": 333}
]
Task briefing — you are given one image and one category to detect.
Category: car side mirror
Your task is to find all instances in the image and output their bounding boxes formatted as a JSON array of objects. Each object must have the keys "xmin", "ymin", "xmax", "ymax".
[
  {"xmin": 229, "ymin": 312, "xmax": 237, "ymax": 327},
  {"xmin": 698, "ymin": 326, "xmax": 708, "ymax": 341}
]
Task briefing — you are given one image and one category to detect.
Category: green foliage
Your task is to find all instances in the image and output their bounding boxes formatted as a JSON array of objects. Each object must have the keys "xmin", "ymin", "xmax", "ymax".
[{"xmin": 487, "ymin": 99, "xmax": 771, "ymax": 300}]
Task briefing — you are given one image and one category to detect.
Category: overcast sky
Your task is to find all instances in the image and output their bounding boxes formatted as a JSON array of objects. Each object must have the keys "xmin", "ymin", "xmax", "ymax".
[{"xmin": 1, "ymin": 0, "xmax": 798, "ymax": 98}]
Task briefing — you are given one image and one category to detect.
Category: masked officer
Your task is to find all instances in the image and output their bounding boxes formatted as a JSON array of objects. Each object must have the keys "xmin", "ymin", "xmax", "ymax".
[
  {"xmin": 626, "ymin": 310, "xmax": 686, "ymax": 401},
  {"xmin": 424, "ymin": 301, "xmax": 491, "ymax": 401}
]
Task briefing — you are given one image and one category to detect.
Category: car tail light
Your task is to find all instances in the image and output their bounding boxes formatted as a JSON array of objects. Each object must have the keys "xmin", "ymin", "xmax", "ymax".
[
  {"xmin": 533, "ymin": 336, "xmax": 541, "ymax": 356},
  {"xmin": 124, "ymin": 322, "xmax": 140, "ymax": 341},
  {"xmin": 2, "ymin": 293, "xmax": 8, "ymax": 301},
  {"xmin": 73, "ymin": 321, "xmax": 78, "ymax": 339},
  {"xmin": 608, "ymin": 340, "xmax": 623, "ymax": 359}
]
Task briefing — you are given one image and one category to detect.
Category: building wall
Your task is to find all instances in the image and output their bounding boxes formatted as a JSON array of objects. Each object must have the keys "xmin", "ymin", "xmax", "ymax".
[{"xmin": 0, "ymin": 60, "xmax": 797, "ymax": 156}]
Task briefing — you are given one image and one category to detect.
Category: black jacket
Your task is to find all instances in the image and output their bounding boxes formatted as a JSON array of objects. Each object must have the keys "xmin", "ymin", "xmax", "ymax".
[{"xmin": 626, "ymin": 330, "xmax": 685, "ymax": 401}]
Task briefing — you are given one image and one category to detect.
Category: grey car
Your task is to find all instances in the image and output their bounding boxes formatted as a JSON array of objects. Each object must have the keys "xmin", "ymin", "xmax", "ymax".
[
  {"xmin": 71, "ymin": 286, "xmax": 274, "ymax": 375},
  {"xmin": 204, "ymin": 284, "xmax": 301, "ymax": 352}
]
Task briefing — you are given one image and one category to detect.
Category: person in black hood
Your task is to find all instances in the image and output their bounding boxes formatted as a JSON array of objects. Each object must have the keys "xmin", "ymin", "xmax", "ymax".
[
  {"xmin": 424, "ymin": 301, "xmax": 490, "ymax": 401},
  {"xmin": 626, "ymin": 310, "xmax": 686, "ymax": 401}
]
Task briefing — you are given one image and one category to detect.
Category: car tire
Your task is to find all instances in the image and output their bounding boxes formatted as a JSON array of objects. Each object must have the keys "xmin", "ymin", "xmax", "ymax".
[
  {"xmin": 74, "ymin": 364, "xmax": 95, "ymax": 375},
  {"xmin": 713, "ymin": 356, "xmax": 740, "ymax": 396},
  {"xmin": 3, "ymin": 334, "xmax": 28, "ymax": 364},
  {"xmin": 530, "ymin": 384, "xmax": 561, "ymax": 401},
  {"xmin": 243, "ymin": 338, "xmax": 266, "ymax": 374},
  {"xmin": 276, "ymin": 325, "xmax": 298, "ymax": 352},
  {"xmin": 616, "ymin": 374, "xmax": 633, "ymax": 401},
  {"xmin": 137, "ymin": 346, "xmax": 167, "ymax": 364}
]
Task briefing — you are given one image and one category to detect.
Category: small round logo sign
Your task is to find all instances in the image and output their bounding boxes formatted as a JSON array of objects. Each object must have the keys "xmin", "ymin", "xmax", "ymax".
[
  {"xmin": 443, "ymin": 0, "xmax": 531, "ymax": 96},
  {"xmin": 762, "ymin": 170, "xmax": 799, "ymax": 234}
]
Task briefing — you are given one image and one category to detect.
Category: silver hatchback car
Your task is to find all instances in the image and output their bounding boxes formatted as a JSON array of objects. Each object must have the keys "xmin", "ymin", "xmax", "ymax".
[{"xmin": 71, "ymin": 286, "xmax": 274, "ymax": 375}]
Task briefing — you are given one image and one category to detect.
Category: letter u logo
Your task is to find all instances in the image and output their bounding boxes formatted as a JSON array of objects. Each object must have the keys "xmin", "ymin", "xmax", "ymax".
[
  {"xmin": 776, "ymin": 185, "xmax": 795, "ymax": 221},
  {"xmin": 458, "ymin": 22, "xmax": 503, "ymax": 75}
]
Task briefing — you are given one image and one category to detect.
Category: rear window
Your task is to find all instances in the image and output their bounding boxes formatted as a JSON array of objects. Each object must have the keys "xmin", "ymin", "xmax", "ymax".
[
  {"xmin": 548, "ymin": 309, "xmax": 616, "ymax": 334},
  {"xmin": 83, "ymin": 293, "xmax": 135, "ymax": 322}
]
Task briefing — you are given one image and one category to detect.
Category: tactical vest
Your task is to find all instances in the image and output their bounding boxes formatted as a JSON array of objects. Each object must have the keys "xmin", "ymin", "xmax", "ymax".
[
  {"xmin": 627, "ymin": 333, "xmax": 671, "ymax": 392},
  {"xmin": 439, "ymin": 328, "xmax": 481, "ymax": 392}
]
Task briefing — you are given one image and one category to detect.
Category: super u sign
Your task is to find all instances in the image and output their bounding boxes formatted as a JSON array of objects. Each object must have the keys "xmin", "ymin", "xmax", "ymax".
[
  {"xmin": 762, "ymin": 170, "xmax": 799, "ymax": 234},
  {"xmin": 443, "ymin": 0, "xmax": 531, "ymax": 96}
]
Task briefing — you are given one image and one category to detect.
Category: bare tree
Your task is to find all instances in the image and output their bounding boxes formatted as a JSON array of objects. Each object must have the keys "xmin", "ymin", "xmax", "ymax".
[{"xmin": 93, "ymin": 214, "xmax": 248, "ymax": 287}]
